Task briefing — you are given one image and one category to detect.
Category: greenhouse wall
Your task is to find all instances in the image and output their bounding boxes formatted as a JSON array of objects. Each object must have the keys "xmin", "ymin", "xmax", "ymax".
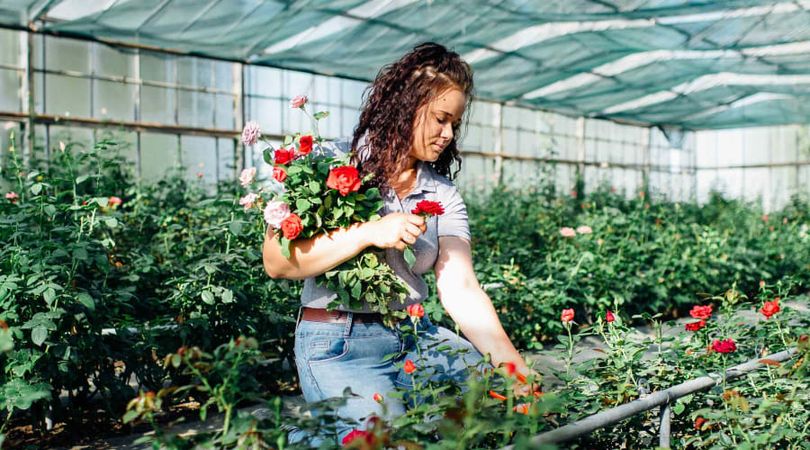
[
  {"xmin": 3, "ymin": 28, "xmax": 806, "ymax": 210},
  {"xmin": 695, "ymin": 126, "xmax": 810, "ymax": 211}
]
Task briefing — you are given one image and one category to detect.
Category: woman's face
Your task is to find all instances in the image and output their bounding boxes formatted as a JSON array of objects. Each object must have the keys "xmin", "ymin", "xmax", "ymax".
[{"xmin": 410, "ymin": 87, "xmax": 466, "ymax": 163}]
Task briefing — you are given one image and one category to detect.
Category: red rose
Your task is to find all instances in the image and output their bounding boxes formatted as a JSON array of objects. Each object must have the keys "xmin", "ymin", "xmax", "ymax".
[
  {"xmin": 280, "ymin": 213, "xmax": 303, "ymax": 240},
  {"xmin": 406, "ymin": 303, "xmax": 424, "ymax": 319},
  {"xmin": 760, "ymin": 298, "xmax": 780, "ymax": 319},
  {"xmin": 341, "ymin": 429, "xmax": 373, "ymax": 447},
  {"xmin": 605, "ymin": 310, "xmax": 615, "ymax": 323},
  {"xmin": 689, "ymin": 304, "xmax": 713, "ymax": 320},
  {"xmin": 711, "ymin": 338, "xmax": 737, "ymax": 354},
  {"xmin": 488, "ymin": 390, "xmax": 507, "ymax": 401},
  {"xmin": 326, "ymin": 166, "xmax": 361, "ymax": 196},
  {"xmin": 298, "ymin": 135, "xmax": 313, "ymax": 155},
  {"xmin": 685, "ymin": 320, "xmax": 706, "ymax": 332},
  {"xmin": 372, "ymin": 393, "xmax": 383, "ymax": 403},
  {"xmin": 561, "ymin": 308, "xmax": 575, "ymax": 324},
  {"xmin": 274, "ymin": 147, "xmax": 295, "ymax": 165},
  {"xmin": 403, "ymin": 359, "xmax": 416, "ymax": 374},
  {"xmin": 411, "ymin": 200, "xmax": 445, "ymax": 216},
  {"xmin": 272, "ymin": 166, "xmax": 287, "ymax": 183},
  {"xmin": 694, "ymin": 416, "xmax": 707, "ymax": 431}
]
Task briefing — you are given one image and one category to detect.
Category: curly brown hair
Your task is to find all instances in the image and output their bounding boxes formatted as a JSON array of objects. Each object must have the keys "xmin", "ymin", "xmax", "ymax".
[{"xmin": 351, "ymin": 42, "xmax": 474, "ymax": 191}]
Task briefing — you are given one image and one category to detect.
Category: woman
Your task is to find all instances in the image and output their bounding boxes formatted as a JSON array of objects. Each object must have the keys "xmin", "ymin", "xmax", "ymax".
[{"xmin": 263, "ymin": 42, "xmax": 530, "ymax": 442}]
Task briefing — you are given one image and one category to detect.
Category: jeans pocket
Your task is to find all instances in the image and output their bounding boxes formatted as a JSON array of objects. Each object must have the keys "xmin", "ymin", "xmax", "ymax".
[{"xmin": 307, "ymin": 336, "xmax": 350, "ymax": 365}]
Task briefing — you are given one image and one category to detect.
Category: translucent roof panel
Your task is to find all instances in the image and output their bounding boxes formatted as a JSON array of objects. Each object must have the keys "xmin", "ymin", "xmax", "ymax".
[{"xmin": 1, "ymin": 0, "xmax": 809, "ymax": 129}]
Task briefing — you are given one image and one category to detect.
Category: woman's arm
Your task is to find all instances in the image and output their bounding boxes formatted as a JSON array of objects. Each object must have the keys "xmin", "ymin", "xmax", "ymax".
[
  {"xmin": 434, "ymin": 236, "xmax": 529, "ymax": 374},
  {"xmin": 263, "ymin": 212, "xmax": 425, "ymax": 280}
]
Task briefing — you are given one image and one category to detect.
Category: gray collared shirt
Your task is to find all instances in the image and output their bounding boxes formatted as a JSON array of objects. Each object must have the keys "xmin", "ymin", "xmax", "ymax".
[{"xmin": 300, "ymin": 140, "xmax": 471, "ymax": 312}]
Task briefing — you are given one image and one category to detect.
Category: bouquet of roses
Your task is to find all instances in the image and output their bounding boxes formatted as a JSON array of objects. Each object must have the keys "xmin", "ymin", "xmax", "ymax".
[{"xmin": 238, "ymin": 96, "xmax": 409, "ymax": 325}]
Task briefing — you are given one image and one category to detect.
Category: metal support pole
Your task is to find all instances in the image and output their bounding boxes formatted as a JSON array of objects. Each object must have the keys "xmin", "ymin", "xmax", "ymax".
[
  {"xmin": 23, "ymin": 30, "xmax": 35, "ymax": 163},
  {"xmin": 493, "ymin": 103, "xmax": 504, "ymax": 187},
  {"xmin": 659, "ymin": 401, "xmax": 672, "ymax": 448},
  {"xmin": 575, "ymin": 116, "xmax": 586, "ymax": 194}
]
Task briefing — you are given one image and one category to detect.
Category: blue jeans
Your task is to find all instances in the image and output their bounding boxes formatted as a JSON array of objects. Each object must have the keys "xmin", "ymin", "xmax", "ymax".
[{"xmin": 290, "ymin": 309, "xmax": 484, "ymax": 445}]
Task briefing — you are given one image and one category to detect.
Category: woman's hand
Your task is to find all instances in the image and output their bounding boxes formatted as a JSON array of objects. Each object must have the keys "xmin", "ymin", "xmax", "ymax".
[{"xmin": 364, "ymin": 213, "xmax": 425, "ymax": 251}]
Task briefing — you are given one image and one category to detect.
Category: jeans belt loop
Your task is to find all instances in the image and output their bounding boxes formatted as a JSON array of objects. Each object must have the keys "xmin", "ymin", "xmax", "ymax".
[
  {"xmin": 343, "ymin": 312, "xmax": 353, "ymax": 337},
  {"xmin": 295, "ymin": 306, "xmax": 304, "ymax": 328}
]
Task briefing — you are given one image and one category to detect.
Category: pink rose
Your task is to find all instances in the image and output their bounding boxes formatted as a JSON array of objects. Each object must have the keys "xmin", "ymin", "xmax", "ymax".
[
  {"xmin": 108, "ymin": 196, "xmax": 122, "ymax": 208},
  {"xmin": 561, "ymin": 308, "xmax": 575, "ymax": 323},
  {"xmin": 239, "ymin": 193, "xmax": 258, "ymax": 210},
  {"xmin": 263, "ymin": 200, "xmax": 291, "ymax": 228},
  {"xmin": 5, "ymin": 191, "xmax": 20, "ymax": 203},
  {"xmin": 559, "ymin": 227, "xmax": 576, "ymax": 238},
  {"xmin": 272, "ymin": 166, "xmax": 287, "ymax": 183},
  {"xmin": 239, "ymin": 167, "xmax": 256, "ymax": 188},
  {"xmin": 289, "ymin": 95, "xmax": 308, "ymax": 109},
  {"xmin": 241, "ymin": 121, "xmax": 261, "ymax": 146},
  {"xmin": 576, "ymin": 225, "xmax": 592, "ymax": 234}
]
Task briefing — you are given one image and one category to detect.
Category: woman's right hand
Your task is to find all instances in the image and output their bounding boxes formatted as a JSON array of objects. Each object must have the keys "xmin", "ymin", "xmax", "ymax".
[{"xmin": 364, "ymin": 213, "xmax": 426, "ymax": 251}]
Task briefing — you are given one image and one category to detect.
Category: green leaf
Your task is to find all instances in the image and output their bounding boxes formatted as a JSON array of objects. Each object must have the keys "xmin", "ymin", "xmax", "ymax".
[
  {"xmin": 280, "ymin": 238, "xmax": 291, "ymax": 259},
  {"xmin": 221, "ymin": 289, "xmax": 234, "ymax": 304},
  {"xmin": 31, "ymin": 326, "xmax": 48, "ymax": 346},
  {"xmin": 672, "ymin": 401, "xmax": 685, "ymax": 415},
  {"xmin": 0, "ymin": 379, "xmax": 51, "ymax": 412},
  {"xmin": 43, "ymin": 204, "xmax": 56, "ymax": 217},
  {"xmin": 263, "ymin": 148, "xmax": 274, "ymax": 165},
  {"xmin": 313, "ymin": 111, "xmax": 330, "ymax": 120},
  {"xmin": 104, "ymin": 218, "xmax": 118, "ymax": 228},
  {"xmin": 30, "ymin": 183, "xmax": 42, "ymax": 196},
  {"xmin": 76, "ymin": 293, "xmax": 95, "ymax": 311},
  {"xmin": 201, "ymin": 291, "xmax": 215, "ymax": 305},
  {"xmin": 228, "ymin": 221, "xmax": 244, "ymax": 236},
  {"xmin": 75, "ymin": 175, "xmax": 90, "ymax": 184},
  {"xmin": 403, "ymin": 247, "xmax": 416, "ymax": 268},
  {"xmin": 296, "ymin": 198, "xmax": 311, "ymax": 211},
  {"xmin": 308, "ymin": 181, "xmax": 320, "ymax": 193}
]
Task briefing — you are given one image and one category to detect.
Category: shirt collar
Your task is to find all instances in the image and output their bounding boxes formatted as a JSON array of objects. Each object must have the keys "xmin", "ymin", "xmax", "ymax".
[{"xmin": 415, "ymin": 161, "xmax": 438, "ymax": 194}]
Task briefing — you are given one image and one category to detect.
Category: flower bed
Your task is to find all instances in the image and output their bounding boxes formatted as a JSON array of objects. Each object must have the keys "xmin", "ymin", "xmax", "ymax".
[{"xmin": 0, "ymin": 135, "xmax": 808, "ymax": 447}]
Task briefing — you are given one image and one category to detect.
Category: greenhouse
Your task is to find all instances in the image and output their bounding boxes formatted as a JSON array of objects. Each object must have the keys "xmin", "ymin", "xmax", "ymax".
[{"xmin": 0, "ymin": 1, "xmax": 808, "ymax": 449}]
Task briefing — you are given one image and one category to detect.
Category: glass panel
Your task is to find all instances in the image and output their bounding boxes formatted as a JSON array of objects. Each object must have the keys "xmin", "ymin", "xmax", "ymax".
[
  {"xmin": 141, "ymin": 85, "xmax": 176, "ymax": 124},
  {"xmin": 140, "ymin": 52, "xmax": 174, "ymax": 83},
  {"xmin": 246, "ymin": 66, "xmax": 282, "ymax": 98},
  {"xmin": 215, "ymin": 94, "xmax": 235, "ymax": 130},
  {"xmin": 48, "ymin": 125, "xmax": 93, "ymax": 151},
  {"xmin": 247, "ymin": 97, "xmax": 282, "ymax": 135},
  {"xmin": 95, "ymin": 43, "xmax": 135, "ymax": 78},
  {"xmin": 217, "ymin": 138, "xmax": 235, "ymax": 182},
  {"xmin": 178, "ymin": 57, "xmax": 213, "ymax": 88},
  {"xmin": 45, "ymin": 36, "xmax": 89, "ymax": 73},
  {"xmin": 45, "ymin": 74, "xmax": 90, "ymax": 117},
  {"xmin": 285, "ymin": 71, "xmax": 314, "ymax": 99},
  {"xmin": 141, "ymin": 133, "xmax": 179, "ymax": 182},
  {"xmin": 94, "ymin": 80, "xmax": 136, "ymax": 121},
  {"xmin": 214, "ymin": 61, "xmax": 236, "ymax": 91},
  {"xmin": 94, "ymin": 128, "xmax": 138, "ymax": 167},
  {"xmin": 181, "ymin": 135, "xmax": 217, "ymax": 182},
  {"xmin": 0, "ymin": 28, "xmax": 20, "ymax": 67},
  {"xmin": 0, "ymin": 68, "xmax": 21, "ymax": 112},
  {"xmin": 178, "ymin": 90, "xmax": 214, "ymax": 128}
]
